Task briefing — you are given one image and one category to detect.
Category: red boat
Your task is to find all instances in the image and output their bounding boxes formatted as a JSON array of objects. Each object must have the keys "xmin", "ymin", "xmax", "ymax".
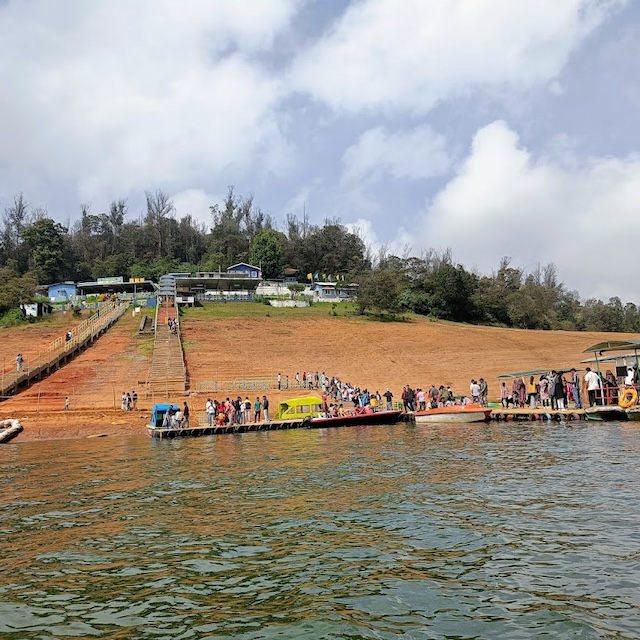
[{"xmin": 305, "ymin": 409, "xmax": 403, "ymax": 429}]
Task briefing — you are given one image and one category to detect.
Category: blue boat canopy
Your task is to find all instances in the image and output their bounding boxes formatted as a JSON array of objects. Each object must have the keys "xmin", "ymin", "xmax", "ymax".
[{"xmin": 150, "ymin": 403, "xmax": 180, "ymax": 428}]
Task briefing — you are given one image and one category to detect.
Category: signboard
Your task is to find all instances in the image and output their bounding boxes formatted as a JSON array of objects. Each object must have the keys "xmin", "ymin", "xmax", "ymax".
[{"xmin": 97, "ymin": 276, "xmax": 124, "ymax": 284}]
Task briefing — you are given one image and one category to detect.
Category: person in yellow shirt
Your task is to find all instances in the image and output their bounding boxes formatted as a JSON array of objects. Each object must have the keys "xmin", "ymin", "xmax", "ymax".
[{"xmin": 527, "ymin": 375, "xmax": 539, "ymax": 409}]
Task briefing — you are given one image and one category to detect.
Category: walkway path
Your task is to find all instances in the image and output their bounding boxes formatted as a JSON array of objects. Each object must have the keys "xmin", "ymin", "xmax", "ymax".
[
  {"xmin": 0, "ymin": 303, "xmax": 128, "ymax": 400},
  {"xmin": 147, "ymin": 296, "xmax": 186, "ymax": 400}
]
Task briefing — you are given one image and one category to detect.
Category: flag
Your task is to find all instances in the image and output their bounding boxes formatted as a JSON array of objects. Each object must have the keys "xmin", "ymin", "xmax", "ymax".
[
  {"xmin": 314, "ymin": 273, "xmax": 319, "ymax": 280},
  {"xmin": 307, "ymin": 273, "xmax": 312, "ymax": 281}
]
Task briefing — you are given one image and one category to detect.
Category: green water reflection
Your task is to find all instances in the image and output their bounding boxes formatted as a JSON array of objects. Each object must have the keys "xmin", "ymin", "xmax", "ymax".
[{"xmin": 1, "ymin": 422, "xmax": 640, "ymax": 639}]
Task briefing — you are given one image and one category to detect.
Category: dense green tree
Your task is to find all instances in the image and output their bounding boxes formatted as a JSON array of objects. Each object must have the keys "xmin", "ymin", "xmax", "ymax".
[
  {"xmin": 207, "ymin": 187, "xmax": 272, "ymax": 269},
  {"xmin": 429, "ymin": 263, "xmax": 479, "ymax": 321},
  {"xmin": 356, "ymin": 269, "xmax": 405, "ymax": 315},
  {"xmin": 0, "ymin": 267, "xmax": 37, "ymax": 313},
  {"xmin": 22, "ymin": 218, "xmax": 68, "ymax": 284},
  {"xmin": 294, "ymin": 221, "xmax": 368, "ymax": 277},
  {"xmin": 250, "ymin": 230, "xmax": 284, "ymax": 279}
]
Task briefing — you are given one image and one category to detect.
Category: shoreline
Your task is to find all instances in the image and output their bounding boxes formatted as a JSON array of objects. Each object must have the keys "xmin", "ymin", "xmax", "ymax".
[{"xmin": 4, "ymin": 408, "xmax": 149, "ymax": 442}]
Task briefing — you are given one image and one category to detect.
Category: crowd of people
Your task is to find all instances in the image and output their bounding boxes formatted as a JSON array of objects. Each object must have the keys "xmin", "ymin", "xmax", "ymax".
[
  {"xmin": 164, "ymin": 363, "xmax": 640, "ymax": 430},
  {"xmin": 161, "ymin": 401, "xmax": 190, "ymax": 428},
  {"xmin": 499, "ymin": 365, "xmax": 640, "ymax": 409},
  {"xmin": 205, "ymin": 395, "xmax": 270, "ymax": 426}
]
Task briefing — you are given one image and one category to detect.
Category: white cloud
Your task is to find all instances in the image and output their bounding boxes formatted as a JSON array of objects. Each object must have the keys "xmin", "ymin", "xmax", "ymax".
[
  {"xmin": 0, "ymin": 0, "xmax": 299, "ymax": 204},
  {"xmin": 171, "ymin": 189, "xmax": 221, "ymax": 229},
  {"xmin": 291, "ymin": 0, "xmax": 625, "ymax": 113},
  {"xmin": 403, "ymin": 120, "xmax": 640, "ymax": 300},
  {"xmin": 345, "ymin": 218, "xmax": 379, "ymax": 255},
  {"xmin": 341, "ymin": 125, "xmax": 452, "ymax": 184}
]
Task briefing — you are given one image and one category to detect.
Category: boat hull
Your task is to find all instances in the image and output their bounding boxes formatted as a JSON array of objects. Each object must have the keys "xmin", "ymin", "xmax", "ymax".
[
  {"xmin": 308, "ymin": 410, "xmax": 402, "ymax": 429},
  {"xmin": 414, "ymin": 405, "xmax": 491, "ymax": 424},
  {"xmin": 0, "ymin": 419, "xmax": 23, "ymax": 443},
  {"xmin": 584, "ymin": 406, "xmax": 628, "ymax": 421},
  {"xmin": 627, "ymin": 408, "xmax": 640, "ymax": 421}
]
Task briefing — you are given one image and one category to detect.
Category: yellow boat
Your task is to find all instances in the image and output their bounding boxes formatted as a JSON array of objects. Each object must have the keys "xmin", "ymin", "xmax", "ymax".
[{"xmin": 274, "ymin": 396, "xmax": 323, "ymax": 420}]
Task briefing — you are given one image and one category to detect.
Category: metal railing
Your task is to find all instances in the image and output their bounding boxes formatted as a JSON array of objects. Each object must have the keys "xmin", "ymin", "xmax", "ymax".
[{"xmin": 1, "ymin": 303, "xmax": 128, "ymax": 395}]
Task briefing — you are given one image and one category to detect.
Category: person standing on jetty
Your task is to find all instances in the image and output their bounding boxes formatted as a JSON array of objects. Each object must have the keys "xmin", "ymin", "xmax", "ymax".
[
  {"xmin": 384, "ymin": 388, "xmax": 393, "ymax": 411},
  {"xmin": 254, "ymin": 397, "xmax": 262, "ymax": 423},
  {"xmin": 570, "ymin": 369, "xmax": 582, "ymax": 409},
  {"xmin": 479, "ymin": 378, "xmax": 488, "ymax": 406},
  {"xmin": 470, "ymin": 380, "xmax": 480, "ymax": 404},
  {"xmin": 183, "ymin": 401, "xmax": 190, "ymax": 428},
  {"xmin": 262, "ymin": 395, "xmax": 270, "ymax": 422}
]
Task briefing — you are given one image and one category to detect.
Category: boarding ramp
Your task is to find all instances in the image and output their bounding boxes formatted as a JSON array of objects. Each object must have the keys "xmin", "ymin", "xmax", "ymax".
[
  {"xmin": 0, "ymin": 303, "xmax": 128, "ymax": 399},
  {"xmin": 147, "ymin": 289, "xmax": 187, "ymax": 400}
]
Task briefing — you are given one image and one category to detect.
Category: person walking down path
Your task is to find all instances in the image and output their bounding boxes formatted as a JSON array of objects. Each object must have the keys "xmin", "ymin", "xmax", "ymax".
[
  {"xmin": 64, "ymin": 396, "xmax": 70, "ymax": 411},
  {"xmin": 16, "ymin": 353, "xmax": 24, "ymax": 372}
]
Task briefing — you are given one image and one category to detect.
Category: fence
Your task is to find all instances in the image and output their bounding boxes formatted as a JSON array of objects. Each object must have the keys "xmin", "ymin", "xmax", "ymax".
[{"xmin": 194, "ymin": 378, "xmax": 278, "ymax": 394}]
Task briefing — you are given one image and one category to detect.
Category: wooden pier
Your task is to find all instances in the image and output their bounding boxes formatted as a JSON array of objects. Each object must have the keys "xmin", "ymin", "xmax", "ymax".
[
  {"xmin": 490, "ymin": 407, "xmax": 586, "ymax": 421},
  {"xmin": 0, "ymin": 304, "xmax": 128, "ymax": 400},
  {"xmin": 149, "ymin": 407, "xmax": 591, "ymax": 439},
  {"xmin": 149, "ymin": 419, "xmax": 307, "ymax": 439}
]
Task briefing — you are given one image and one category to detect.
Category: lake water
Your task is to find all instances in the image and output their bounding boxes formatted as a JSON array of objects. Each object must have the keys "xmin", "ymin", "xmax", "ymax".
[{"xmin": 1, "ymin": 422, "xmax": 640, "ymax": 639}]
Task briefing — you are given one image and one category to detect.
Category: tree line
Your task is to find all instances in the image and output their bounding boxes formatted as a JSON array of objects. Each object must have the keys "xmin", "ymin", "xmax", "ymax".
[{"xmin": 1, "ymin": 189, "xmax": 638, "ymax": 333}]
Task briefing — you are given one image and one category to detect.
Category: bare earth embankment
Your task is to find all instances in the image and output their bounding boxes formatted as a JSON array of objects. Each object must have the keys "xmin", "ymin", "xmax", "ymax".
[{"xmin": 2, "ymin": 303, "xmax": 635, "ymax": 442}]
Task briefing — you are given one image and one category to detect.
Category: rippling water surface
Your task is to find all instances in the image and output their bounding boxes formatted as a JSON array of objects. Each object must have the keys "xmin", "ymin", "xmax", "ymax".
[{"xmin": 2, "ymin": 422, "xmax": 640, "ymax": 639}]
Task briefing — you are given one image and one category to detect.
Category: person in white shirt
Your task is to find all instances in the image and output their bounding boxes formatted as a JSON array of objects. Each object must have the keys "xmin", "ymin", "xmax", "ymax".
[
  {"xmin": 625, "ymin": 367, "xmax": 635, "ymax": 386},
  {"xmin": 470, "ymin": 380, "xmax": 480, "ymax": 404},
  {"xmin": 584, "ymin": 367, "xmax": 602, "ymax": 407}
]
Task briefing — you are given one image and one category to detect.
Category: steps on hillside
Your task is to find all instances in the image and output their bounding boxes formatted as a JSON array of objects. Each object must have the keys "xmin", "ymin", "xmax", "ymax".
[{"xmin": 147, "ymin": 298, "xmax": 186, "ymax": 399}]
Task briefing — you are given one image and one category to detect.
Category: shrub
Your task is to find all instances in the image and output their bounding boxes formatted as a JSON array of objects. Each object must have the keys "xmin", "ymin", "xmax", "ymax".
[{"xmin": 0, "ymin": 308, "xmax": 27, "ymax": 327}]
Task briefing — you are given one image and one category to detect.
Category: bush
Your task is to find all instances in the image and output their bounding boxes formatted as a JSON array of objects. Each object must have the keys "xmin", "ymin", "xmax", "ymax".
[{"xmin": 0, "ymin": 308, "xmax": 27, "ymax": 327}]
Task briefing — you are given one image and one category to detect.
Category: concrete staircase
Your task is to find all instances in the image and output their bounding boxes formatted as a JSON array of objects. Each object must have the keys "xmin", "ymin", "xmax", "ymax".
[{"xmin": 147, "ymin": 291, "xmax": 186, "ymax": 400}]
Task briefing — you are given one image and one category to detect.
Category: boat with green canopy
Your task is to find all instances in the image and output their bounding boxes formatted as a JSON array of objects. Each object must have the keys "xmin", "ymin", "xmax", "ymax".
[{"xmin": 582, "ymin": 340, "xmax": 640, "ymax": 421}]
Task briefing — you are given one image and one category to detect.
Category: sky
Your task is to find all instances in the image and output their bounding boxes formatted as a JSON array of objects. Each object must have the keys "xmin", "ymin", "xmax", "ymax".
[{"xmin": 1, "ymin": 0, "xmax": 639, "ymax": 301}]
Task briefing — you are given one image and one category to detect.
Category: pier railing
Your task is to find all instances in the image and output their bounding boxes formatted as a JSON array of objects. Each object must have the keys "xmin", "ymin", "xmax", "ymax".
[
  {"xmin": 146, "ymin": 297, "xmax": 186, "ymax": 400},
  {"xmin": 1, "ymin": 303, "xmax": 128, "ymax": 398}
]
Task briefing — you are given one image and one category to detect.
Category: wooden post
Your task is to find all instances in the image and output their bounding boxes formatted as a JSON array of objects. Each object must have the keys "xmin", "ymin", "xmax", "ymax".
[
  {"xmin": 37, "ymin": 386, "xmax": 41, "ymax": 414},
  {"xmin": 112, "ymin": 385, "xmax": 116, "ymax": 411}
]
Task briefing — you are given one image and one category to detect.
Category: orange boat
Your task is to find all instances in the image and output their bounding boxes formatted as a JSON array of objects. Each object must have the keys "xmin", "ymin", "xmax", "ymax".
[{"xmin": 413, "ymin": 404, "xmax": 491, "ymax": 424}]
